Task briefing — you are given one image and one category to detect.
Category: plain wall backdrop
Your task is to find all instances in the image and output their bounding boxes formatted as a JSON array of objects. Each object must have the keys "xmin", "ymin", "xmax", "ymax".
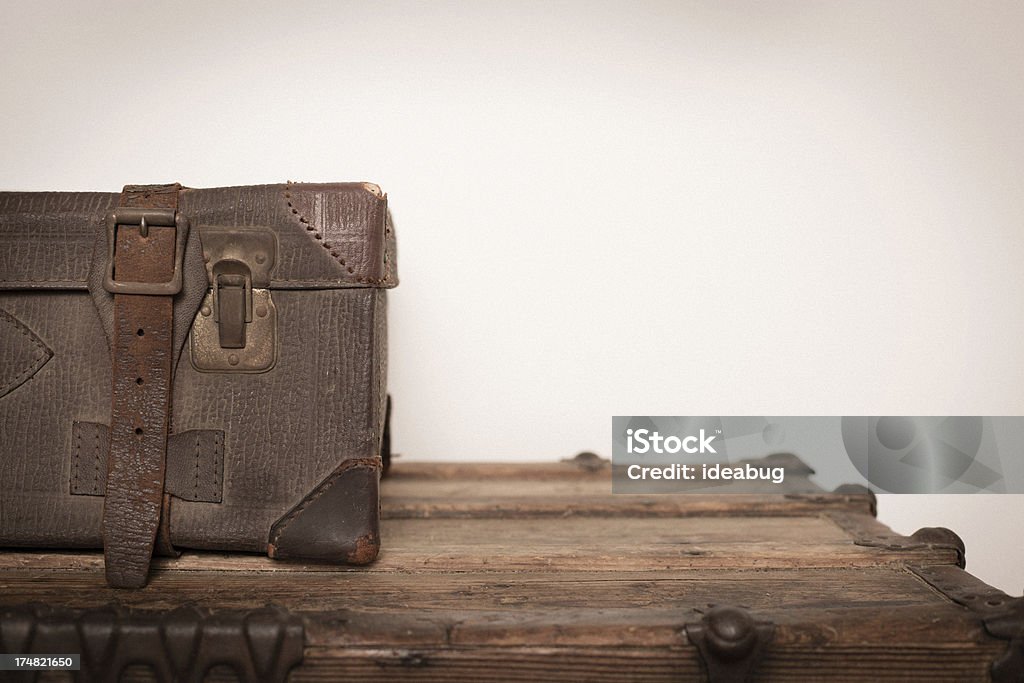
[{"xmin": 1, "ymin": 1, "xmax": 1021, "ymax": 593}]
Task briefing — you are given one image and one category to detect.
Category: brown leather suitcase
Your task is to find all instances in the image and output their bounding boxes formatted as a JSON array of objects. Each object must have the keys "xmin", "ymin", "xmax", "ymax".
[
  {"xmin": 0, "ymin": 454, "xmax": 1018, "ymax": 681},
  {"xmin": 0, "ymin": 182, "xmax": 397, "ymax": 587}
]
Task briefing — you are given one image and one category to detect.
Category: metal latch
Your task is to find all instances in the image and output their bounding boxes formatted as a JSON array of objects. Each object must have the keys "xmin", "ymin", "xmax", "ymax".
[
  {"xmin": 214, "ymin": 260, "xmax": 253, "ymax": 348},
  {"xmin": 190, "ymin": 226, "xmax": 278, "ymax": 373}
]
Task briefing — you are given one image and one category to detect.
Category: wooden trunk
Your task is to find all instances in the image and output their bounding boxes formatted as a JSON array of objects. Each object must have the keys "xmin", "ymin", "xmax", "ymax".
[{"xmin": 0, "ymin": 454, "xmax": 1020, "ymax": 681}]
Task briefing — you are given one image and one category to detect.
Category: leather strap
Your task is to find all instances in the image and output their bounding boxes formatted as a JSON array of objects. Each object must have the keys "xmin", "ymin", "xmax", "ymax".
[
  {"xmin": 102, "ymin": 184, "xmax": 181, "ymax": 588},
  {"xmin": 72, "ymin": 422, "xmax": 224, "ymax": 503}
]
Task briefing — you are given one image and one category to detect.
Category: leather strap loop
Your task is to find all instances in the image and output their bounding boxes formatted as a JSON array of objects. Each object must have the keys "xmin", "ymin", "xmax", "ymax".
[{"xmin": 102, "ymin": 183, "xmax": 181, "ymax": 588}]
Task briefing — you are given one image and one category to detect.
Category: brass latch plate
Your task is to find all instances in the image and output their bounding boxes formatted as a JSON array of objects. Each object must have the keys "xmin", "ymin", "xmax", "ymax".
[{"xmin": 189, "ymin": 226, "xmax": 278, "ymax": 373}]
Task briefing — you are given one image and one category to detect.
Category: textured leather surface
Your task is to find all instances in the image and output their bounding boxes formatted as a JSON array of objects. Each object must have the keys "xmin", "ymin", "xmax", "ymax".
[
  {"xmin": 0, "ymin": 183, "xmax": 393, "ymax": 565},
  {"xmin": 0, "ymin": 292, "xmax": 111, "ymax": 547},
  {"xmin": 103, "ymin": 184, "xmax": 179, "ymax": 588},
  {"xmin": 0, "ymin": 307, "xmax": 52, "ymax": 398},
  {"xmin": 0, "ymin": 192, "xmax": 117, "ymax": 289}
]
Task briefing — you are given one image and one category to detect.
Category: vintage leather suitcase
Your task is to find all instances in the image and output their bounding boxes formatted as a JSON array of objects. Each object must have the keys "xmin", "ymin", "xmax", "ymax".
[
  {"xmin": 0, "ymin": 182, "xmax": 396, "ymax": 588},
  {"xmin": 0, "ymin": 454, "xmax": 1019, "ymax": 681}
]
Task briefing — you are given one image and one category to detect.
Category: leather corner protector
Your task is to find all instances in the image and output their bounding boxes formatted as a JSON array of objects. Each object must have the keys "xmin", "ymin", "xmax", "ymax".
[{"xmin": 267, "ymin": 458, "xmax": 381, "ymax": 565}]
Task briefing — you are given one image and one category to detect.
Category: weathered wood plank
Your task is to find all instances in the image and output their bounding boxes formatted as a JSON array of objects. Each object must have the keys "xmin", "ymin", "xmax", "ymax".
[
  {"xmin": 378, "ymin": 458, "xmax": 873, "ymax": 521},
  {"xmin": 0, "ymin": 514, "xmax": 958, "ymax": 573},
  {"xmin": 381, "ymin": 490, "xmax": 872, "ymax": 519},
  {"xmin": 0, "ymin": 567, "xmax": 984, "ymax": 646}
]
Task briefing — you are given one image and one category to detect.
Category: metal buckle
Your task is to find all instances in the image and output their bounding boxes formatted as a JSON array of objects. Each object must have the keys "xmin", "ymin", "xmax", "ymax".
[{"xmin": 103, "ymin": 208, "xmax": 189, "ymax": 295}]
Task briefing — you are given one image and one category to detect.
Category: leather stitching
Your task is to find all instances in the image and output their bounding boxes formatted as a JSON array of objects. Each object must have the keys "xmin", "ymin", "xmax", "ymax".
[
  {"xmin": 72, "ymin": 423, "xmax": 81, "ymax": 494},
  {"xmin": 284, "ymin": 181, "xmax": 351, "ymax": 268},
  {"xmin": 70, "ymin": 422, "xmax": 104, "ymax": 496},
  {"xmin": 213, "ymin": 432, "xmax": 222, "ymax": 502},
  {"xmin": 193, "ymin": 432, "xmax": 201, "ymax": 500},
  {"xmin": 269, "ymin": 457, "xmax": 380, "ymax": 547},
  {"xmin": 0, "ymin": 309, "xmax": 53, "ymax": 398},
  {"xmin": 283, "ymin": 182, "xmax": 389, "ymax": 286},
  {"xmin": 70, "ymin": 424, "xmax": 224, "ymax": 502},
  {"xmin": 92, "ymin": 428, "xmax": 100, "ymax": 494}
]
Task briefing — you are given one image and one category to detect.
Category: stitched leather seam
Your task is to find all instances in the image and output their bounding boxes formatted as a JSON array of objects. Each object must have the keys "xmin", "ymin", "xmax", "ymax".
[
  {"xmin": 0, "ymin": 309, "xmax": 53, "ymax": 397},
  {"xmin": 284, "ymin": 180, "xmax": 352, "ymax": 269},
  {"xmin": 193, "ymin": 432, "xmax": 200, "ymax": 500},
  {"xmin": 269, "ymin": 457, "xmax": 380, "ymax": 546},
  {"xmin": 92, "ymin": 427, "xmax": 100, "ymax": 494},
  {"xmin": 213, "ymin": 432, "xmax": 222, "ymax": 501},
  {"xmin": 72, "ymin": 423, "xmax": 81, "ymax": 494},
  {"xmin": 69, "ymin": 425, "xmax": 224, "ymax": 502},
  {"xmin": 70, "ymin": 422, "xmax": 104, "ymax": 496},
  {"xmin": 283, "ymin": 182, "xmax": 389, "ymax": 285}
]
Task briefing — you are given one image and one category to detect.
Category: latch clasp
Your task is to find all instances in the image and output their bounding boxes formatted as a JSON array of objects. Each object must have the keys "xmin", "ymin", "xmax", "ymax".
[
  {"xmin": 190, "ymin": 227, "xmax": 278, "ymax": 373},
  {"xmin": 213, "ymin": 261, "xmax": 253, "ymax": 349}
]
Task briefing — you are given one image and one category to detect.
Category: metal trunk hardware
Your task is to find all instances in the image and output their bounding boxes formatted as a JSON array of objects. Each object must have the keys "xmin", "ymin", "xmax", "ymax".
[
  {"xmin": 0, "ymin": 603, "xmax": 304, "ymax": 683},
  {"xmin": 190, "ymin": 226, "xmax": 278, "ymax": 373},
  {"xmin": 912, "ymin": 564, "xmax": 1024, "ymax": 682},
  {"xmin": 685, "ymin": 605, "xmax": 774, "ymax": 683}
]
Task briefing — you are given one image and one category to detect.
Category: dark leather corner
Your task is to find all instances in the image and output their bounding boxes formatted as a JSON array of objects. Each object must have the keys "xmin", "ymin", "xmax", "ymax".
[{"xmin": 267, "ymin": 458, "xmax": 381, "ymax": 565}]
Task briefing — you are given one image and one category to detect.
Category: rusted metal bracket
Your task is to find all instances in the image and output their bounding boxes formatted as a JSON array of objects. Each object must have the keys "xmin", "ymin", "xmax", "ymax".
[
  {"xmin": 0, "ymin": 603, "xmax": 303, "ymax": 682},
  {"xmin": 912, "ymin": 565, "xmax": 1024, "ymax": 683},
  {"xmin": 685, "ymin": 605, "xmax": 774, "ymax": 683},
  {"xmin": 827, "ymin": 512, "xmax": 967, "ymax": 569}
]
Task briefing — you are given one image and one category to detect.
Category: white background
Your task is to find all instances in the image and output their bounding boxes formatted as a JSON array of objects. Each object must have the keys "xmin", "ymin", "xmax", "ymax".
[{"xmin": 1, "ymin": 1, "xmax": 1021, "ymax": 593}]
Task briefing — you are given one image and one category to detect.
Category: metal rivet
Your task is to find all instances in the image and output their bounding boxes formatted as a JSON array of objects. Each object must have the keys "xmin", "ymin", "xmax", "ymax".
[
  {"xmin": 255, "ymin": 253, "xmax": 266, "ymax": 264},
  {"xmin": 255, "ymin": 305, "xmax": 268, "ymax": 318},
  {"xmin": 201, "ymin": 305, "xmax": 211, "ymax": 317},
  {"xmin": 228, "ymin": 354, "xmax": 240, "ymax": 366}
]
